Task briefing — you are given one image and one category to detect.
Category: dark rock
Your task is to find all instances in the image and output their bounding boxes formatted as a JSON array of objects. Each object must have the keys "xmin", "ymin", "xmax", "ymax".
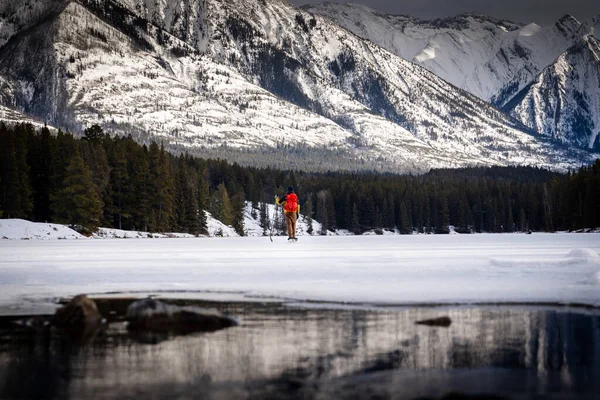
[
  {"xmin": 416, "ymin": 316, "xmax": 452, "ymax": 328},
  {"xmin": 54, "ymin": 294, "xmax": 102, "ymax": 329},
  {"xmin": 53, "ymin": 294, "xmax": 104, "ymax": 343},
  {"xmin": 126, "ymin": 298, "xmax": 238, "ymax": 335}
]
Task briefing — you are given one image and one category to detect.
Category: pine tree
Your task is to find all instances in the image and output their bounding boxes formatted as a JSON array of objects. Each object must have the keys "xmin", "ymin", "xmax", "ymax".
[
  {"xmin": 231, "ymin": 191, "xmax": 246, "ymax": 236},
  {"xmin": 149, "ymin": 143, "xmax": 175, "ymax": 232},
  {"xmin": 260, "ymin": 200, "xmax": 270, "ymax": 236},
  {"xmin": 304, "ymin": 196, "xmax": 314, "ymax": 235},
  {"xmin": 519, "ymin": 207, "xmax": 527, "ymax": 232},
  {"xmin": 13, "ymin": 125, "xmax": 33, "ymax": 219},
  {"xmin": 214, "ymin": 183, "xmax": 234, "ymax": 226},
  {"xmin": 316, "ymin": 189, "xmax": 331, "ymax": 235},
  {"xmin": 29, "ymin": 126, "xmax": 56, "ymax": 222},
  {"xmin": 109, "ymin": 142, "xmax": 129, "ymax": 229},
  {"xmin": 398, "ymin": 201, "xmax": 411, "ymax": 234},
  {"xmin": 0, "ymin": 125, "xmax": 21, "ymax": 218},
  {"xmin": 127, "ymin": 144, "xmax": 151, "ymax": 231},
  {"xmin": 197, "ymin": 170, "xmax": 209, "ymax": 235},
  {"xmin": 506, "ymin": 200, "xmax": 515, "ymax": 232},
  {"xmin": 51, "ymin": 151, "xmax": 103, "ymax": 232},
  {"xmin": 351, "ymin": 202, "xmax": 361, "ymax": 234},
  {"xmin": 434, "ymin": 194, "xmax": 450, "ymax": 234}
]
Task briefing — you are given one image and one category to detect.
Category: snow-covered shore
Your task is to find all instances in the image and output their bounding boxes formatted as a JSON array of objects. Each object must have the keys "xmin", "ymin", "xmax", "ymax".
[
  {"xmin": 0, "ymin": 203, "xmax": 327, "ymax": 240},
  {"xmin": 0, "ymin": 233, "xmax": 599, "ymax": 314}
]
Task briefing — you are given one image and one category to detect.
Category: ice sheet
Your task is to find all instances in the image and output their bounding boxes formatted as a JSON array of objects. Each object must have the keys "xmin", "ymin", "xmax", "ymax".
[{"xmin": 1, "ymin": 234, "xmax": 599, "ymax": 314}]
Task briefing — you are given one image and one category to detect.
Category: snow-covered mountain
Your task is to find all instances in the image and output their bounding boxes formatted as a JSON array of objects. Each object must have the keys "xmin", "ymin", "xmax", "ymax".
[
  {"xmin": 304, "ymin": 3, "xmax": 600, "ymax": 150},
  {"xmin": 507, "ymin": 35, "xmax": 600, "ymax": 150},
  {"xmin": 0, "ymin": 0, "xmax": 596, "ymax": 171},
  {"xmin": 304, "ymin": 3, "xmax": 585, "ymax": 106}
]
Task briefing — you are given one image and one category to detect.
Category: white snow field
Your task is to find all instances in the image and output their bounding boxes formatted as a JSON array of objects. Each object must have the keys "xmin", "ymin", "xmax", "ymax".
[{"xmin": 0, "ymin": 234, "xmax": 599, "ymax": 314}]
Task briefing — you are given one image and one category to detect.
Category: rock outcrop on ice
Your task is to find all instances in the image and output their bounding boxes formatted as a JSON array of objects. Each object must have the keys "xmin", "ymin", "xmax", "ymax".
[
  {"xmin": 0, "ymin": 0, "xmax": 597, "ymax": 170},
  {"xmin": 126, "ymin": 298, "xmax": 238, "ymax": 334}
]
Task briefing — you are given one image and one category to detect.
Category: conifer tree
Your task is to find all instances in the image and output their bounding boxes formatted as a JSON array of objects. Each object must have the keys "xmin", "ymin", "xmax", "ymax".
[
  {"xmin": 351, "ymin": 202, "xmax": 361, "ymax": 234},
  {"xmin": 0, "ymin": 123, "xmax": 20, "ymax": 218},
  {"xmin": 14, "ymin": 125, "xmax": 33, "ymax": 219},
  {"xmin": 29, "ymin": 126, "xmax": 56, "ymax": 222},
  {"xmin": 51, "ymin": 151, "xmax": 103, "ymax": 232},
  {"xmin": 109, "ymin": 142, "xmax": 129, "ymax": 229},
  {"xmin": 304, "ymin": 196, "xmax": 314, "ymax": 235},
  {"xmin": 213, "ymin": 183, "xmax": 234, "ymax": 226},
  {"xmin": 317, "ymin": 189, "xmax": 330, "ymax": 235},
  {"xmin": 149, "ymin": 143, "xmax": 175, "ymax": 232},
  {"xmin": 180, "ymin": 165, "xmax": 201, "ymax": 235},
  {"xmin": 197, "ymin": 170, "xmax": 210, "ymax": 235},
  {"xmin": 398, "ymin": 201, "xmax": 411, "ymax": 234},
  {"xmin": 506, "ymin": 202, "xmax": 515, "ymax": 232},
  {"xmin": 129, "ymin": 145, "xmax": 151, "ymax": 231},
  {"xmin": 232, "ymin": 191, "xmax": 246, "ymax": 236},
  {"xmin": 434, "ymin": 194, "xmax": 450, "ymax": 234},
  {"xmin": 260, "ymin": 200, "xmax": 270, "ymax": 236}
]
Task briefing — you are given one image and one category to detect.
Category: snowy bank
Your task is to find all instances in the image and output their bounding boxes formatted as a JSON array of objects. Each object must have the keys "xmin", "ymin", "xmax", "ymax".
[
  {"xmin": 0, "ymin": 234, "xmax": 599, "ymax": 314},
  {"xmin": 0, "ymin": 203, "xmax": 333, "ymax": 241},
  {"xmin": 0, "ymin": 219, "xmax": 87, "ymax": 240}
]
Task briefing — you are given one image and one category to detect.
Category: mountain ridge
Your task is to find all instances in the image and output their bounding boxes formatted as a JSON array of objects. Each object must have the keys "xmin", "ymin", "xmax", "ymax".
[
  {"xmin": 304, "ymin": 3, "xmax": 599, "ymax": 150},
  {"xmin": 0, "ymin": 0, "xmax": 597, "ymax": 171}
]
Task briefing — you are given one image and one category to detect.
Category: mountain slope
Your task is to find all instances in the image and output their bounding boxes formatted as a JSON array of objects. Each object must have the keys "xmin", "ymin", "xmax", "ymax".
[
  {"xmin": 507, "ymin": 35, "xmax": 600, "ymax": 150},
  {"xmin": 0, "ymin": 0, "xmax": 596, "ymax": 171},
  {"xmin": 113, "ymin": 0, "xmax": 598, "ymax": 167},
  {"xmin": 304, "ymin": 3, "xmax": 584, "ymax": 108}
]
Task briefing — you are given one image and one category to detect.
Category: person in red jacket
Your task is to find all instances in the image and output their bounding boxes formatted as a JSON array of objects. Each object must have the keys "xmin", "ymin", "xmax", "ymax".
[{"xmin": 276, "ymin": 187, "xmax": 300, "ymax": 241}]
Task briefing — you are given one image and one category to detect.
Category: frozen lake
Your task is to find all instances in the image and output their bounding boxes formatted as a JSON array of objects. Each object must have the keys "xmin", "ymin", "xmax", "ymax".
[{"xmin": 1, "ymin": 234, "xmax": 599, "ymax": 313}]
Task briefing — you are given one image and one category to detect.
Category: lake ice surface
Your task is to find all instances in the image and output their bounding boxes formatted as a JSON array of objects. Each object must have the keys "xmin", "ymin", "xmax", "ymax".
[{"xmin": 0, "ymin": 234, "xmax": 599, "ymax": 314}]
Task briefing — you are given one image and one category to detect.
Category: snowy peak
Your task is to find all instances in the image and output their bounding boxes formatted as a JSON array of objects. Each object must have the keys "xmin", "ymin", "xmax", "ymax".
[
  {"xmin": 429, "ymin": 13, "xmax": 521, "ymax": 32},
  {"xmin": 508, "ymin": 35, "xmax": 600, "ymax": 150},
  {"xmin": 304, "ymin": 3, "xmax": 600, "ymax": 152},
  {"xmin": 304, "ymin": 3, "xmax": 577, "ymax": 104},
  {"xmin": 555, "ymin": 14, "xmax": 583, "ymax": 38},
  {"xmin": 586, "ymin": 15, "xmax": 600, "ymax": 39}
]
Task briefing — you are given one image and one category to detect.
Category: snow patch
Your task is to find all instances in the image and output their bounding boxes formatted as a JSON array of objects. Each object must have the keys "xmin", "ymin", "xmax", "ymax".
[
  {"xmin": 519, "ymin": 23, "xmax": 542, "ymax": 37},
  {"xmin": 415, "ymin": 45, "xmax": 436, "ymax": 62},
  {"xmin": 205, "ymin": 211, "xmax": 239, "ymax": 237},
  {"xmin": 490, "ymin": 248, "xmax": 600, "ymax": 269},
  {"xmin": 566, "ymin": 248, "xmax": 600, "ymax": 262},
  {"xmin": 0, "ymin": 219, "xmax": 87, "ymax": 240},
  {"xmin": 593, "ymin": 271, "xmax": 600, "ymax": 285}
]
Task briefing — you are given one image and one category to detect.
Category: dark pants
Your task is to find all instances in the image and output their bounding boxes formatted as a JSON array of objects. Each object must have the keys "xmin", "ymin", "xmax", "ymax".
[{"xmin": 285, "ymin": 212, "xmax": 297, "ymax": 238}]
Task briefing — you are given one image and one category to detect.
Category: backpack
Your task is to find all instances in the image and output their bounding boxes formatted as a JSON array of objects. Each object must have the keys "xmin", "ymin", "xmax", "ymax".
[{"xmin": 284, "ymin": 193, "xmax": 298, "ymax": 213}]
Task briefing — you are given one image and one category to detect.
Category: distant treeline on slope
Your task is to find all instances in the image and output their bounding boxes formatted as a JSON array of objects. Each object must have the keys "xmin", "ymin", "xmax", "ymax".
[{"xmin": 0, "ymin": 123, "xmax": 599, "ymax": 235}]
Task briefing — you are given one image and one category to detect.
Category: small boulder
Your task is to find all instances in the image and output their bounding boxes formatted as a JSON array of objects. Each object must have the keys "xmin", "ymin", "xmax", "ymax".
[
  {"xmin": 126, "ymin": 298, "xmax": 238, "ymax": 334},
  {"xmin": 54, "ymin": 294, "xmax": 102, "ymax": 330},
  {"xmin": 416, "ymin": 316, "xmax": 452, "ymax": 328},
  {"xmin": 53, "ymin": 295, "xmax": 104, "ymax": 343}
]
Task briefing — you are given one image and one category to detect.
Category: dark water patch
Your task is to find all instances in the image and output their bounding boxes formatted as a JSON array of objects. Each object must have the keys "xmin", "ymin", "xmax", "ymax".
[{"xmin": 1, "ymin": 300, "xmax": 599, "ymax": 399}]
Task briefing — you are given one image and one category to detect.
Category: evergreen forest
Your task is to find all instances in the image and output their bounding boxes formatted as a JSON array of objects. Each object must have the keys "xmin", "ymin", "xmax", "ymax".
[{"xmin": 1, "ymin": 123, "xmax": 599, "ymax": 235}]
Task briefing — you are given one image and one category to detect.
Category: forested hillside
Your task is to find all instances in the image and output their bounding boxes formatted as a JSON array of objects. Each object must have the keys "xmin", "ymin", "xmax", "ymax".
[{"xmin": 1, "ymin": 123, "xmax": 599, "ymax": 235}]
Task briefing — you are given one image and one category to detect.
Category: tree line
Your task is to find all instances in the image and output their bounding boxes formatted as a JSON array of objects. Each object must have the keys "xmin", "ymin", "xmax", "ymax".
[{"xmin": 1, "ymin": 123, "xmax": 598, "ymax": 235}]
